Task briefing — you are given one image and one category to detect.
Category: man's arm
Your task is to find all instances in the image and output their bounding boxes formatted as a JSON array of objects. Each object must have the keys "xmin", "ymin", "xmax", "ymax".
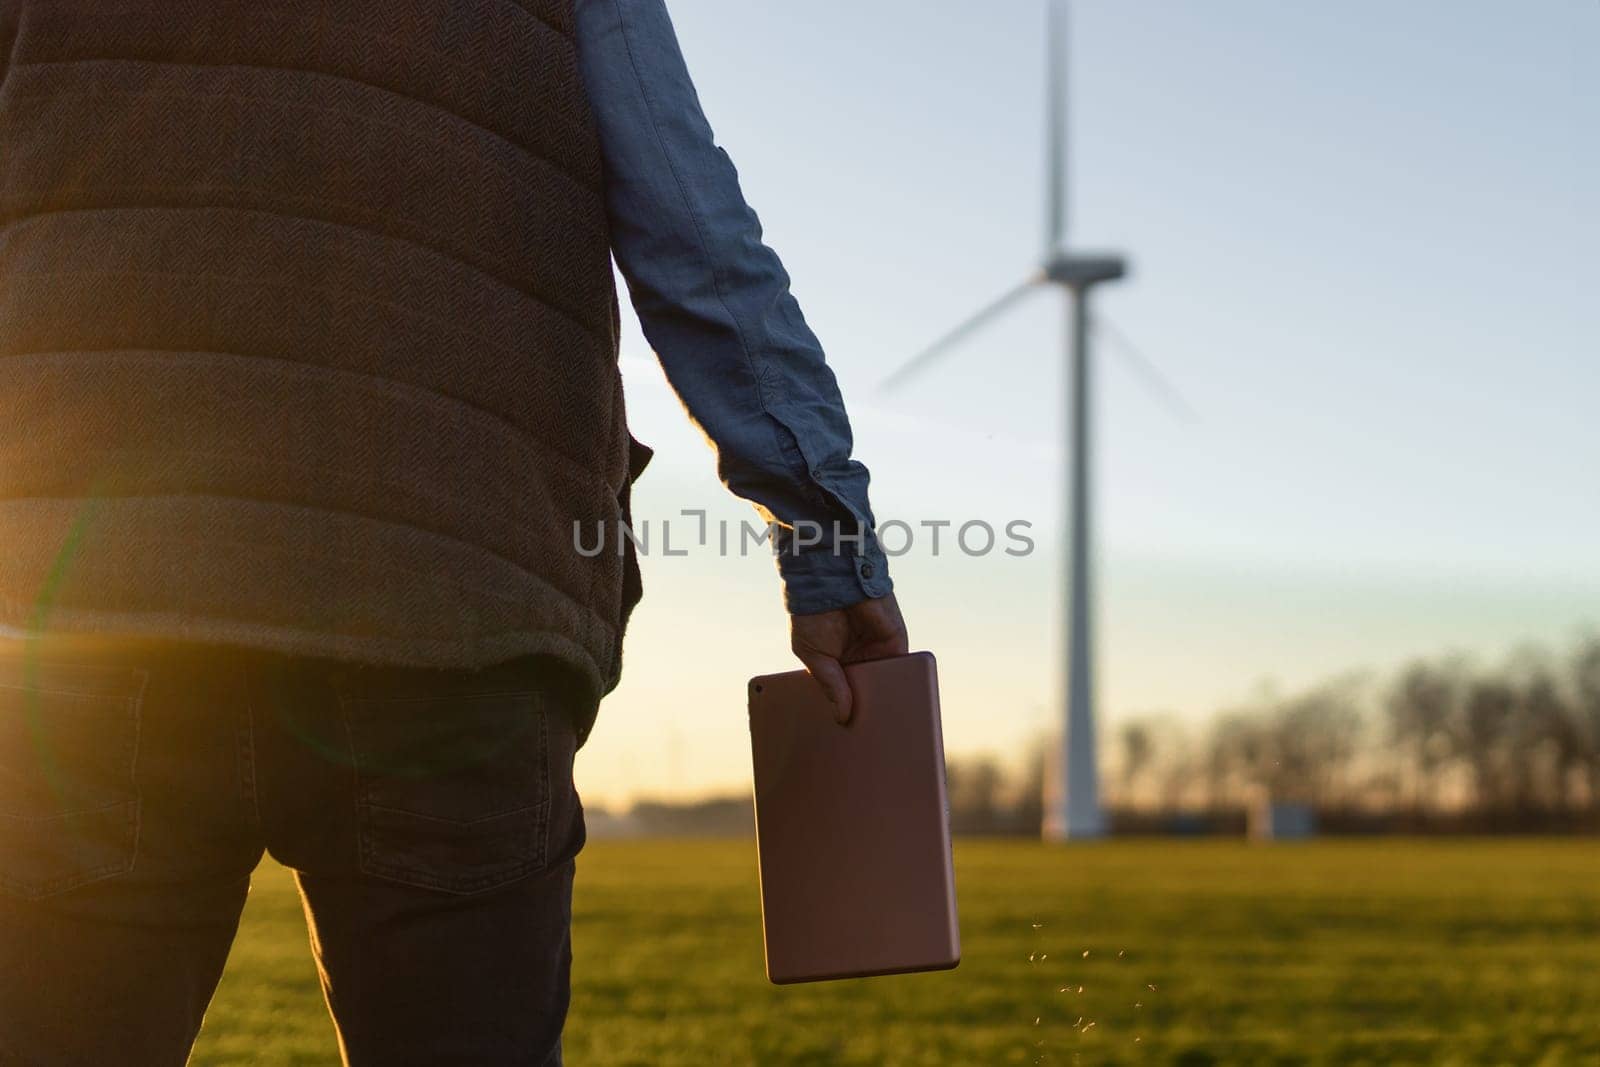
[{"xmin": 573, "ymin": 0, "xmax": 905, "ymax": 715}]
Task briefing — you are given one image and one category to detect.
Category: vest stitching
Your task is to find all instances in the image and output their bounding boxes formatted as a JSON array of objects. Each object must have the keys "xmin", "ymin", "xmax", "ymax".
[
  {"xmin": 3, "ymin": 606, "xmax": 614, "ymax": 680},
  {"xmin": 0, "ymin": 196, "xmax": 605, "ymax": 337},
  {"xmin": 0, "ymin": 490, "xmax": 603, "ymax": 606},
  {"xmin": 13, "ymin": 58, "xmax": 601, "ymax": 194},
  {"xmin": 0, "ymin": 204, "xmax": 605, "ymax": 345},
  {"xmin": 1, "ymin": 440, "xmax": 579, "ymax": 529},
  {"xmin": 17, "ymin": 0, "xmax": 579, "ymax": 95},
  {"xmin": 498, "ymin": 0, "xmax": 576, "ymax": 39},
  {"xmin": 0, "ymin": 332, "xmax": 609, "ymax": 481},
  {"xmin": 3, "ymin": 80, "xmax": 593, "ymax": 199},
  {"xmin": 0, "ymin": 496, "xmax": 612, "ymax": 621}
]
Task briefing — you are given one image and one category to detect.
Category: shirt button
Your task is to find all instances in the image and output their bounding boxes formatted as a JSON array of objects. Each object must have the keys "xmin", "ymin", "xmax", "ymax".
[{"xmin": 859, "ymin": 561, "xmax": 876, "ymax": 580}]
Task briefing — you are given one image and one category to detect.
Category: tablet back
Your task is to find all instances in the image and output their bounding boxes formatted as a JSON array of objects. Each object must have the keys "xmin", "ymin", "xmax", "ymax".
[{"xmin": 748, "ymin": 651, "xmax": 960, "ymax": 984}]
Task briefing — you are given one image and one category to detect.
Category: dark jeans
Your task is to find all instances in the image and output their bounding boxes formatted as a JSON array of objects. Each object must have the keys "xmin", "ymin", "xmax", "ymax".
[{"xmin": 0, "ymin": 642, "xmax": 590, "ymax": 1066}]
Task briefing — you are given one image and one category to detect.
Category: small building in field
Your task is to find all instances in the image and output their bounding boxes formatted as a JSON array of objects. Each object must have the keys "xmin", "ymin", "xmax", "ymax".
[{"xmin": 1247, "ymin": 787, "xmax": 1317, "ymax": 841}]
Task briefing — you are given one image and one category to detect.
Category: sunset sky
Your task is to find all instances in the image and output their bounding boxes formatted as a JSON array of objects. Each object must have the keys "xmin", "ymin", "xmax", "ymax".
[{"xmin": 579, "ymin": 0, "xmax": 1598, "ymax": 807}]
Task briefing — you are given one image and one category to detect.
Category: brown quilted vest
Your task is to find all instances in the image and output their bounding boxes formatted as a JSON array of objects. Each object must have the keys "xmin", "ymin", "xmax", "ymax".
[{"xmin": 0, "ymin": 0, "xmax": 649, "ymax": 701}]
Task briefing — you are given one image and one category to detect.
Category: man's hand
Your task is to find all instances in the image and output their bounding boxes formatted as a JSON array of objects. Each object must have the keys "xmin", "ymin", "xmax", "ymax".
[{"xmin": 789, "ymin": 592, "xmax": 909, "ymax": 725}]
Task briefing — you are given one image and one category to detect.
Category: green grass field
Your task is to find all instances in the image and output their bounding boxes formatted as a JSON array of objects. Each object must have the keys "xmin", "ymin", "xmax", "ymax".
[{"xmin": 189, "ymin": 840, "xmax": 1600, "ymax": 1065}]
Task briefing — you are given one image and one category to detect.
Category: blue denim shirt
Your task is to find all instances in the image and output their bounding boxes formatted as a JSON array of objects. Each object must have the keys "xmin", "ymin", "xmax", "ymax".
[{"xmin": 573, "ymin": 0, "xmax": 892, "ymax": 615}]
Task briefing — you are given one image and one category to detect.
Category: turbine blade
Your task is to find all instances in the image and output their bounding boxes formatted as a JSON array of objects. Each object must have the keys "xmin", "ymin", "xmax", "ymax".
[
  {"xmin": 1045, "ymin": 0, "xmax": 1069, "ymax": 254},
  {"xmin": 878, "ymin": 278, "xmax": 1043, "ymax": 394},
  {"xmin": 1092, "ymin": 313, "xmax": 1200, "ymax": 424}
]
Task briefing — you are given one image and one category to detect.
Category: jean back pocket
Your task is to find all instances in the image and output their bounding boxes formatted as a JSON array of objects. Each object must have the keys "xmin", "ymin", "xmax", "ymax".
[
  {"xmin": 339, "ymin": 687, "xmax": 552, "ymax": 895},
  {"xmin": 0, "ymin": 658, "xmax": 145, "ymax": 900}
]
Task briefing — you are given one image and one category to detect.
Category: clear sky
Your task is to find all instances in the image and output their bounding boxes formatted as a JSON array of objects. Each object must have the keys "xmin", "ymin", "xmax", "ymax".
[{"xmin": 579, "ymin": 0, "xmax": 1599, "ymax": 806}]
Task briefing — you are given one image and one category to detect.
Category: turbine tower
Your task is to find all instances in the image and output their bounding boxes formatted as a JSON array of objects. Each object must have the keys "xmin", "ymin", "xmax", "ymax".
[{"xmin": 879, "ymin": 0, "xmax": 1129, "ymax": 840}]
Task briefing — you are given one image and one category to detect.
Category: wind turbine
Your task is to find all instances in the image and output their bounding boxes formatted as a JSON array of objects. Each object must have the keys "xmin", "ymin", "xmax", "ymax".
[{"xmin": 879, "ymin": 0, "xmax": 1138, "ymax": 841}]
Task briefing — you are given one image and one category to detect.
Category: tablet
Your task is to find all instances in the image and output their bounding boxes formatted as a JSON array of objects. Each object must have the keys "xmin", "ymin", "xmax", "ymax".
[{"xmin": 747, "ymin": 651, "xmax": 960, "ymax": 984}]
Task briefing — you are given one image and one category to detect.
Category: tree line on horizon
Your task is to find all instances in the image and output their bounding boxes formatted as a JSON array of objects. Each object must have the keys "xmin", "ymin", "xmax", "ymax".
[{"xmin": 947, "ymin": 632, "xmax": 1600, "ymax": 835}]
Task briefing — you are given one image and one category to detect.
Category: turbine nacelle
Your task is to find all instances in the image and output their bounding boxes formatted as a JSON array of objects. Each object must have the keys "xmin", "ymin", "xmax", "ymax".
[{"xmin": 1044, "ymin": 252, "xmax": 1129, "ymax": 288}]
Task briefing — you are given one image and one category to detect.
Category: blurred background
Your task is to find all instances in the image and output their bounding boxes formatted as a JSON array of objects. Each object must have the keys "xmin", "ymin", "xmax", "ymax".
[{"xmin": 590, "ymin": 0, "xmax": 1598, "ymax": 820}]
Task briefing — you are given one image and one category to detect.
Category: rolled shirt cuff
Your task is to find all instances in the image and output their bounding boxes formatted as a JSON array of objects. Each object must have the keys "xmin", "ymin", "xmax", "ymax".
[{"xmin": 775, "ymin": 527, "xmax": 893, "ymax": 615}]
